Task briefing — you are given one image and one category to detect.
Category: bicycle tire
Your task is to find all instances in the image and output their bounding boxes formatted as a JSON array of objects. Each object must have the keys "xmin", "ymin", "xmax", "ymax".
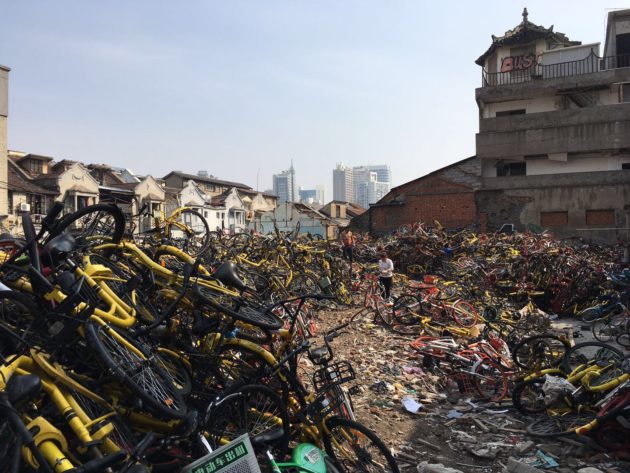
[
  {"xmin": 561, "ymin": 341, "xmax": 623, "ymax": 374},
  {"xmin": 164, "ymin": 208, "xmax": 210, "ymax": 257},
  {"xmin": 48, "ymin": 203, "xmax": 125, "ymax": 250},
  {"xmin": 512, "ymin": 335, "xmax": 569, "ymax": 370},
  {"xmin": 512, "ymin": 378, "xmax": 549, "ymax": 415},
  {"xmin": 195, "ymin": 284, "xmax": 283, "ymax": 330},
  {"xmin": 84, "ymin": 320, "xmax": 187, "ymax": 420},
  {"xmin": 323, "ymin": 417, "xmax": 400, "ymax": 473},
  {"xmin": 0, "ymin": 290, "xmax": 49, "ymax": 353},
  {"xmin": 391, "ymin": 294, "xmax": 424, "ymax": 326},
  {"xmin": 617, "ymin": 332, "xmax": 630, "ymax": 348},
  {"xmin": 451, "ymin": 300, "xmax": 479, "ymax": 328},
  {"xmin": 526, "ymin": 413, "xmax": 596, "ymax": 438},
  {"xmin": 203, "ymin": 383, "xmax": 290, "ymax": 457},
  {"xmin": 214, "ymin": 343, "xmax": 286, "ymax": 395},
  {"xmin": 591, "ymin": 317, "xmax": 616, "ymax": 342},
  {"xmin": 473, "ymin": 359, "xmax": 508, "ymax": 402}
]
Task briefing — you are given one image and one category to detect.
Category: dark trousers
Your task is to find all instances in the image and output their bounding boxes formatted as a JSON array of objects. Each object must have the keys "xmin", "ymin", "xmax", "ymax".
[
  {"xmin": 343, "ymin": 245, "xmax": 354, "ymax": 263},
  {"xmin": 379, "ymin": 276, "xmax": 392, "ymax": 299}
]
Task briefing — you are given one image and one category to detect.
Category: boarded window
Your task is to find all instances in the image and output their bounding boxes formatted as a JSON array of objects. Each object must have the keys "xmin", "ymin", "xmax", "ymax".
[
  {"xmin": 586, "ymin": 210, "xmax": 614, "ymax": 226},
  {"xmin": 496, "ymin": 109, "xmax": 526, "ymax": 117},
  {"xmin": 497, "ymin": 162, "xmax": 526, "ymax": 176},
  {"xmin": 541, "ymin": 211, "xmax": 568, "ymax": 226}
]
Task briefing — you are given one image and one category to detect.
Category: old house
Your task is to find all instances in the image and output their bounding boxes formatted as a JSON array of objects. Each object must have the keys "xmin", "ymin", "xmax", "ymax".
[{"xmin": 259, "ymin": 202, "xmax": 338, "ymax": 238}]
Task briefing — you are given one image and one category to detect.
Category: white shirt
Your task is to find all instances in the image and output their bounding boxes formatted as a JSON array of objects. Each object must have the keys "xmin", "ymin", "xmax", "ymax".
[{"xmin": 378, "ymin": 258, "xmax": 394, "ymax": 278}]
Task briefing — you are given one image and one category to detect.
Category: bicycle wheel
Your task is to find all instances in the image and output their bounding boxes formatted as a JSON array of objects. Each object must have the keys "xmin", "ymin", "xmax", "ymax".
[
  {"xmin": 212, "ymin": 344, "xmax": 286, "ymax": 398},
  {"xmin": 561, "ymin": 342, "xmax": 623, "ymax": 374},
  {"xmin": 473, "ymin": 360, "xmax": 508, "ymax": 402},
  {"xmin": 0, "ymin": 418, "xmax": 23, "ymax": 473},
  {"xmin": 165, "ymin": 209, "xmax": 210, "ymax": 256},
  {"xmin": 451, "ymin": 300, "xmax": 479, "ymax": 328},
  {"xmin": 391, "ymin": 294, "xmax": 423, "ymax": 326},
  {"xmin": 512, "ymin": 335, "xmax": 569, "ymax": 370},
  {"xmin": 526, "ymin": 413, "xmax": 596, "ymax": 438},
  {"xmin": 291, "ymin": 272, "xmax": 322, "ymax": 296},
  {"xmin": 84, "ymin": 320, "xmax": 187, "ymax": 420},
  {"xmin": 195, "ymin": 285, "xmax": 283, "ymax": 330},
  {"xmin": 591, "ymin": 314, "xmax": 626, "ymax": 342},
  {"xmin": 512, "ymin": 378, "xmax": 549, "ymax": 415},
  {"xmin": 204, "ymin": 383, "xmax": 290, "ymax": 457},
  {"xmin": 323, "ymin": 417, "xmax": 399, "ymax": 473},
  {"xmin": 49, "ymin": 203, "xmax": 125, "ymax": 250},
  {"xmin": 578, "ymin": 306, "xmax": 603, "ymax": 323},
  {"xmin": 617, "ymin": 331, "xmax": 630, "ymax": 348},
  {"xmin": 0, "ymin": 290, "xmax": 48, "ymax": 353}
]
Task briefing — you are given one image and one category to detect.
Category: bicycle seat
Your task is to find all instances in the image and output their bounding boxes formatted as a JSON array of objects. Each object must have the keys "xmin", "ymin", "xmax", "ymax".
[
  {"xmin": 309, "ymin": 346, "xmax": 329, "ymax": 364},
  {"xmin": 6, "ymin": 374, "xmax": 42, "ymax": 408},
  {"xmin": 41, "ymin": 233, "xmax": 76, "ymax": 265},
  {"xmin": 213, "ymin": 261, "xmax": 248, "ymax": 292}
]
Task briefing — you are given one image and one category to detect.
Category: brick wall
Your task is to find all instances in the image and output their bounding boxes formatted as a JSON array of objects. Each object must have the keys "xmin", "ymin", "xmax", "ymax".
[{"xmin": 370, "ymin": 192, "xmax": 476, "ymax": 233}]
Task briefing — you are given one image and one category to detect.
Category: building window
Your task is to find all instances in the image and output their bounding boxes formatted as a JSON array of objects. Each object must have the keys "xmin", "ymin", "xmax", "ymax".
[
  {"xmin": 495, "ymin": 109, "xmax": 526, "ymax": 117},
  {"xmin": 623, "ymin": 163, "xmax": 630, "ymax": 170},
  {"xmin": 204, "ymin": 211, "xmax": 208, "ymax": 218},
  {"xmin": 586, "ymin": 209, "xmax": 615, "ymax": 226},
  {"xmin": 621, "ymin": 84, "xmax": 630, "ymax": 103},
  {"xmin": 216, "ymin": 212, "xmax": 220, "ymax": 219},
  {"xmin": 497, "ymin": 162, "xmax": 526, "ymax": 176},
  {"xmin": 77, "ymin": 196, "xmax": 91, "ymax": 210},
  {"xmin": 541, "ymin": 211, "xmax": 568, "ymax": 227}
]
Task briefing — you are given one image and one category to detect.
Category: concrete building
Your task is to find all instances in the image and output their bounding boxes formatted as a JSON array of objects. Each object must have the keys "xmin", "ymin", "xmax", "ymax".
[
  {"xmin": 475, "ymin": 8, "xmax": 630, "ymax": 240},
  {"xmin": 298, "ymin": 185, "xmax": 324, "ymax": 205},
  {"xmin": 363, "ymin": 165, "xmax": 391, "ymax": 188},
  {"xmin": 0, "ymin": 65, "xmax": 9, "ymax": 218},
  {"xmin": 272, "ymin": 161, "xmax": 296, "ymax": 203},
  {"xmin": 332, "ymin": 164, "xmax": 354, "ymax": 202},
  {"xmin": 353, "ymin": 167, "xmax": 390, "ymax": 209}
]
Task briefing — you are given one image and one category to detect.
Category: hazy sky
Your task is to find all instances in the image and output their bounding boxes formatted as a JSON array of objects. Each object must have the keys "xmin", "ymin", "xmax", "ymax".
[{"xmin": 1, "ymin": 1, "xmax": 625, "ymax": 196}]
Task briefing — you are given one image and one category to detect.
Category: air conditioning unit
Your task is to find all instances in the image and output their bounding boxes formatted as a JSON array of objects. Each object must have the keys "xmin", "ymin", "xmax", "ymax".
[{"xmin": 18, "ymin": 203, "xmax": 31, "ymax": 212}]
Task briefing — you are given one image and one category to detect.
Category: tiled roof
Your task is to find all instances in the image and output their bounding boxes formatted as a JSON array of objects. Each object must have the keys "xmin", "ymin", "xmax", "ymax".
[
  {"xmin": 163, "ymin": 171, "xmax": 252, "ymax": 190},
  {"xmin": 7, "ymin": 161, "xmax": 58, "ymax": 195},
  {"xmin": 476, "ymin": 9, "xmax": 579, "ymax": 66}
]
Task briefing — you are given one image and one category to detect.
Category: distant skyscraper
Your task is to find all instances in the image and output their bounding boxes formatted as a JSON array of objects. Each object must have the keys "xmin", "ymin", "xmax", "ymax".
[
  {"xmin": 364, "ymin": 165, "xmax": 391, "ymax": 187},
  {"xmin": 273, "ymin": 161, "xmax": 297, "ymax": 202},
  {"xmin": 299, "ymin": 185, "xmax": 325, "ymax": 205},
  {"xmin": 333, "ymin": 164, "xmax": 354, "ymax": 202},
  {"xmin": 353, "ymin": 164, "xmax": 391, "ymax": 208}
]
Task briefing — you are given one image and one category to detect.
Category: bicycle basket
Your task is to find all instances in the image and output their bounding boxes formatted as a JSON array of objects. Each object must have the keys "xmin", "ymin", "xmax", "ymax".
[
  {"xmin": 181, "ymin": 434, "xmax": 261, "ymax": 473},
  {"xmin": 312, "ymin": 360, "xmax": 355, "ymax": 393}
]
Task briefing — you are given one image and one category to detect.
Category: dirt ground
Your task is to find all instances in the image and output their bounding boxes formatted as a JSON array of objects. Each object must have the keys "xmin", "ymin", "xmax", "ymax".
[{"xmin": 308, "ymin": 307, "xmax": 629, "ymax": 473}]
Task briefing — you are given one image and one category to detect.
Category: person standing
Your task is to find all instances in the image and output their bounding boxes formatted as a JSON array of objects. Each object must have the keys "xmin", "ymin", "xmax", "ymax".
[
  {"xmin": 341, "ymin": 228, "xmax": 355, "ymax": 263},
  {"xmin": 378, "ymin": 251, "xmax": 394, "ymax": 301}
]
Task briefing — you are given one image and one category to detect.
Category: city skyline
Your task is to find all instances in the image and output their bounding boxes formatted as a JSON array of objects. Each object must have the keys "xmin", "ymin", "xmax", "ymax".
[{"xmin": 1, "ymin": 1, "xmax": 614, "ymax": 201}]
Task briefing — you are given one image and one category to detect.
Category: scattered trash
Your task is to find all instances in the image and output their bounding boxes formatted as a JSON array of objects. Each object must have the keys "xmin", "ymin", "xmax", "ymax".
[{"xmin": 401, "ymin": 396, "xmax": 423, "ymax": 414}]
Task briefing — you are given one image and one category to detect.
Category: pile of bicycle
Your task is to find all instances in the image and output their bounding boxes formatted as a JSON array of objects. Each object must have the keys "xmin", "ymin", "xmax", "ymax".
[
  {"xmin": 0, "ymin": 203, "xmax": 398, "ymax": 473},
  {"xmin": 0, "ymin": 202, "xmax": 628, "ymax": 472}
]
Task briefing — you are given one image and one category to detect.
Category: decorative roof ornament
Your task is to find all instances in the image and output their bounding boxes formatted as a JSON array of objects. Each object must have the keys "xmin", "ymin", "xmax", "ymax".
[{"xmin": 475, "ymin": 8, "xmax": 580, "ymax": 66}]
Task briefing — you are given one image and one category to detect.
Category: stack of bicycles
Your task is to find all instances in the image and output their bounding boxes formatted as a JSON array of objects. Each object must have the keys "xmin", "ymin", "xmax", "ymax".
[{"xmin": 0, "ymin": 203, "xmax": 399, "ymax": 472}]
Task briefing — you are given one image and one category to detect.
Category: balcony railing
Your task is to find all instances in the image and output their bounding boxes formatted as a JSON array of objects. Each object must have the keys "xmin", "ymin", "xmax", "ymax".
[{"xmin": 482, "ymin": 52, "xmax": 630, "ymax": 87}]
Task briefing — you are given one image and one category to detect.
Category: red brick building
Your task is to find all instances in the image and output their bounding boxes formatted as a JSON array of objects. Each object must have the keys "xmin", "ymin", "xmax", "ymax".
[{"xmin": 351, "ymin": 157, "xmax": 481, "ymax": 234}]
